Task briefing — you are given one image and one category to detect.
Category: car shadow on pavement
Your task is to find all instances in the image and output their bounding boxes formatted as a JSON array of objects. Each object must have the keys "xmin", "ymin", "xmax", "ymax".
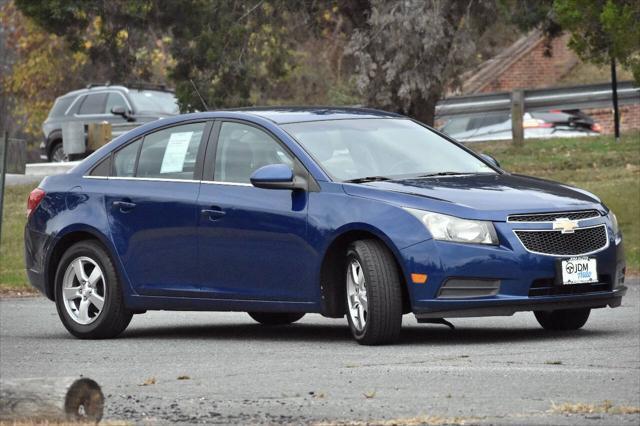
[{"xmin": 116, "ymin": 322, "xmax": 620, "ymax": 345}]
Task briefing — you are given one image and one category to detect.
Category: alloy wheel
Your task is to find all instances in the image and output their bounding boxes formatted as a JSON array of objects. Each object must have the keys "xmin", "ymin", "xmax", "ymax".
[
  {"xmin": 51, "ymin": 144, "xmax": 68, "ymax": 162},
  {"xmin": 62, "ymin": 256, "xmax": 106, "ymax": 325},
  {"xmin": 346, "ymin": 258, "xmax": 368, "ymax": 332}
]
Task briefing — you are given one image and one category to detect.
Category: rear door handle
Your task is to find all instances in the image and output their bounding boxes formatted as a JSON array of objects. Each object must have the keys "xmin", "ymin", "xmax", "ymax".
[
  {"xmin": 201, "ymin": 207, "xmax": 226, "ymax": 221},
  {"xmin": 112, "ymin": 200, "xmax": 137, "ymax": 212}
]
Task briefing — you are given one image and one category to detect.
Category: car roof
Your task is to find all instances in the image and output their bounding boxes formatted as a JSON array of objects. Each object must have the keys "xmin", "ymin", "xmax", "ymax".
[
  {"xmin": 60, "ymin": 85, "xmax": 173, "ymax": 99},
  {"xmin": 226, "ymin": 107, "xmax": 402, "ymax": 124}
]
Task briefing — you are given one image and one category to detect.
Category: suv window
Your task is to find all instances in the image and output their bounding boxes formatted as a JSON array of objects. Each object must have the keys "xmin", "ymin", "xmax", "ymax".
[
  {"xmin": 106, "ymin": 93, "xmax": 129, "ymax": 114},
  {"xmin": 214, "ymin": 122, "xmax": 293, "ymax": 184},
  {"xmin": 48, "ymin": 97, "xmax": 74, "ymax": 118},
  {"xmin": 78, "ymin": 93, "xmax": 108, "ymax": 115},
  {"xmin": 136, "ymin": 122, "xmax": 206, "ymax": 180},
  {"xmin": 112, "ymin": 138, "xmax": 141, "ymax": 177}
]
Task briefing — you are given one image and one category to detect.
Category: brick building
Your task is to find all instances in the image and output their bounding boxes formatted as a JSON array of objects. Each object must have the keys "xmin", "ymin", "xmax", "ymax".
[{"xmin": 459, "ymin": 30, "xmax": 640, "ymax": 135}]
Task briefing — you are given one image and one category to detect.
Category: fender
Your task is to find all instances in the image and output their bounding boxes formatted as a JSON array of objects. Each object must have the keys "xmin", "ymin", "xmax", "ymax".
[{"xmin": 42, "ymin": 217, "xmax": 139, "ymax": 307}]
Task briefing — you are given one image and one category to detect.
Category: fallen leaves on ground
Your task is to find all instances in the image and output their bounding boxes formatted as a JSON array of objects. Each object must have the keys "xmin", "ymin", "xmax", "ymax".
[
  {"xmin": 551, "ymin": 400, "xmax": 640, "ymax": 415},
  {"xmin": 139, "ymin": 377, "xmax": 156, "ymax": 386}
]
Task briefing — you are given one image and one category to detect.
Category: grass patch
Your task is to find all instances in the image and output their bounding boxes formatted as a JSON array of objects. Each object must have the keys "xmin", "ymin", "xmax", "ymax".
[
  {"xmin": 0, "ymin": 184, "xmax": 31, "ymax": 291},
  {"xmin": 470, "ymin": 132, "xmax": 640, "ymax": 272},
  {"xmin": 1, "ymin": 133, "xmax": 638, "ymax": 291}
]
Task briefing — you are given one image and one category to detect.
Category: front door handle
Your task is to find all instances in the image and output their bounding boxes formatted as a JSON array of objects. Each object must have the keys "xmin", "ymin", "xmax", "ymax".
[
  {"xmin": 112, "ymin": 200, "xmax": 137, "ymax": 212},
  {"xmin": 201, "ymin": 207, "xmax": 226, "ymax": 221}
]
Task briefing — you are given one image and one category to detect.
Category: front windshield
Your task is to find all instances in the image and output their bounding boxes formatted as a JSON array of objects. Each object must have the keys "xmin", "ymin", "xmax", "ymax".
[
  {"xmin": 282, "ymin": 118, "xmax": 496, "ymax": 181},
  {"xmin": 128, "ymin": 90, "xmax": 179, "ymax": 115}
]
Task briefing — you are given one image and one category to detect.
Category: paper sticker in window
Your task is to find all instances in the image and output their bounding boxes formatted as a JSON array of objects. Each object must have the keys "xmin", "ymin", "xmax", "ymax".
[{"xmin": 160, "ymin": 132, "xmax": 193, "ymax": 173}]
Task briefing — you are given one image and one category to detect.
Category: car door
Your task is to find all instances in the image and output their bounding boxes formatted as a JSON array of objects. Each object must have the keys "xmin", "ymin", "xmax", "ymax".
[
  {"xmin": 105, "ymin": 120, "xmax": 211, "ymax": 296},
  {"xmin": 197, "ymin": 120, "xmax": 315, "ymax": 302}
]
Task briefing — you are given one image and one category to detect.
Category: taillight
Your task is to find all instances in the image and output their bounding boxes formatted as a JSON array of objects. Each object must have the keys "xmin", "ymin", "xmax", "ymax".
[
  {"xmin": 591, "ymin": 123, "xmax": 602, "ymax": 133},
  {"xmin": 26, "ymin": 188, "xmax": 46, "ymax": 218},
  {"xmin": 523, "ymin": 118, "xmax": 554, "ymax": 129}
]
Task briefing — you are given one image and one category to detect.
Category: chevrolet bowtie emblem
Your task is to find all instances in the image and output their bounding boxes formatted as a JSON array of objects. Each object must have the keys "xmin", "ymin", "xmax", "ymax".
[{"xmin": 553, "ymin": 218, "xmax": 579, "ymax": 234}]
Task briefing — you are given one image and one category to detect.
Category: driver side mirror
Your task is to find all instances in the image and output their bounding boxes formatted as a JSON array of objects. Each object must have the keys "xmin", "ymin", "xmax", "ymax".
[
  {"xmin": 480, "ymin": 153, "xmax": 501, "ymax": 169},
  {"xmin": 250, "ymin": 164, "xmax": 307, "ymax": 190},
  {"xmin": 110, "ymin": 106, "xmax": 134, "ymax": 122}
]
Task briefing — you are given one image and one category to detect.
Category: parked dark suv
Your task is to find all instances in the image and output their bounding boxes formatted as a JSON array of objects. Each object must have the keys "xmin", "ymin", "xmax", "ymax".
[{"xmin": 41, "ymin": 83, "xmax": 180, "ymax": 162}]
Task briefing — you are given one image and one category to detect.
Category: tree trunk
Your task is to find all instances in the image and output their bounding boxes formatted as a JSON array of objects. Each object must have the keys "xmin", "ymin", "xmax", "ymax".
[
  {"xmin": 406, "ymin": 94, "xmax": 440, "ymax": 126},
  {"xmin": 0, "ymin": 377, "xmax": 104, "ymax": 423}
]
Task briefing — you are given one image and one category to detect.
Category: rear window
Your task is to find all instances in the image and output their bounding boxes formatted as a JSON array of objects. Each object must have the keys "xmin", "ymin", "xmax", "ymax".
[{"xmin": 48, "ymin": 97, "xmax": 74, "ymax": 118}]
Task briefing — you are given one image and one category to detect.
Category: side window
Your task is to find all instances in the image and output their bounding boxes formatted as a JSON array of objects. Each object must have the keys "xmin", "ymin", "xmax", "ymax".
[
  {"xmin": 136, "ymin": 122, "xmax": 206, "ymax": 180},
  {"xmin": 48, "ymin": 97, "xmax": 74, "ymax": 118},
  {"xmin": 90, "ymin": 155, "xmax": 111, "ymax": 177},
  {"xmin": 78, "ymin": 93, "xmax": 108, "ymax": 115},
  {"xmin": 112, "ymin": 139, "xmax": 141, "ymax": 177},
  {"xmin": 105, "ymin": 93, "xmax": 129, "ymax": 114},
  {"xmin": 214, "ymin": 122, "xmax": 293, "ymax": 184}
]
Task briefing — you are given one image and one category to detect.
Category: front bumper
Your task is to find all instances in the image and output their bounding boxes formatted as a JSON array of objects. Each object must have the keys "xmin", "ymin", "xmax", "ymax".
[
  {"xmin": 414, "ymin": 286, "xmax": 625, "ymax": 319},
  {"xmin": 401, "ymin": 218, "xmax": 626, "ymax": 318},
  {"xmin": 39, "ymin": 140, "xmax": 48, "ymax": 161}
]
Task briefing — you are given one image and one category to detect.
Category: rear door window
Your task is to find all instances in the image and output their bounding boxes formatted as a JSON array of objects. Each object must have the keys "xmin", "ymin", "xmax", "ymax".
[
  {"xmin": 78, "ymin": 93, "xmax": 108, "ymax": 115},
  {"xmin": 136, "ymin": 122, "xmax": 206, "ymax": 180}
]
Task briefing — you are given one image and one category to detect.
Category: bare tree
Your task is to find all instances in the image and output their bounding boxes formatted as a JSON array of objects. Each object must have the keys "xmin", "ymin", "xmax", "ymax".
[{"xmin": 347, "ymin": 0, "xmax": 497, "ymax": 125}]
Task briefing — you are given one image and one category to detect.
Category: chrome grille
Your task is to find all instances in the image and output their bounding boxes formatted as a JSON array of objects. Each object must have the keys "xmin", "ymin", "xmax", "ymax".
[
  {"xmin": 508, "ymin": 210, "xmax": 600, "ymax": 222},
  {"xmin": 514, "ymin": 224, "xmax": 608, "ymax": 256}
]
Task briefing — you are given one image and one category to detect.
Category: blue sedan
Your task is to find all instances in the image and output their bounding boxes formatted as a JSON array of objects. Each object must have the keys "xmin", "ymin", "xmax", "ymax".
[{"xmin": 24, "ymin": 108, "xmax": 626, "ymax": 344}]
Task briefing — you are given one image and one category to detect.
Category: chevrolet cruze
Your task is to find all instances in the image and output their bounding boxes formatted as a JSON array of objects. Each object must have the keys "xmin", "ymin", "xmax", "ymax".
[{"xmin": 24, "ymin": 108, "xmax": 627, "ymax": 345}]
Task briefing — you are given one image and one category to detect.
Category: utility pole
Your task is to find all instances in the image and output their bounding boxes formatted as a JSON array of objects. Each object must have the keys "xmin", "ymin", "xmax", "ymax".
[
  {"xmin": 0, "ymin": 131, "xmax": 7, "ymax": 244},
  {"xmin": 611, "ymin": 57, "xmax": 620, "ymax": 142}
]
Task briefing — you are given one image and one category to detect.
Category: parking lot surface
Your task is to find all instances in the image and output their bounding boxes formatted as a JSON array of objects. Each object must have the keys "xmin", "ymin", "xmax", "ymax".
[{"xmin": 1, "ymin": 280, "xmax": 639, "ymax": 425}]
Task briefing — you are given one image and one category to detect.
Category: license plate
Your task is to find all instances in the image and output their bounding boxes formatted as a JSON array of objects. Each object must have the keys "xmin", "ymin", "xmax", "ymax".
[{"xmin": 561, "ymin": 257, "xmax": 598, "ymax": 285}]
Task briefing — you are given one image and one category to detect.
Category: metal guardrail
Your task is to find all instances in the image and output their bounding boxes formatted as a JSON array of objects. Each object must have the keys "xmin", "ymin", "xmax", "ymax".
[{"xmin": 436, "ymin": 81, "xmax": 640, "ymax": 118}]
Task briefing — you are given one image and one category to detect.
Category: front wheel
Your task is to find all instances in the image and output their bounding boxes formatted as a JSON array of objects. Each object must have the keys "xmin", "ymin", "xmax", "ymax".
[
  {"xmin": 248, "ymin": 312, "xmax": 305, "ymax": 325},
  {"xmin": 345, "ymin": 240, "xmax": 403, "ymax": 345},
  {"xmin": 534, "ymin": 308, "xmax": 591, "ymax": 330},
  {"xmin": 55, "ymin": 241, "xmax": 132, "ymax": 339},
  {"xmin": 49, "ymin": 141, "xmax": 67, "ymax": 162}
]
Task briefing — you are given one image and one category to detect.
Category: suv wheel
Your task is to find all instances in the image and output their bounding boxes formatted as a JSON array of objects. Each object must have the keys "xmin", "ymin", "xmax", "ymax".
[
  {"xmin": 50, "ymin": 141, "xmax": 67, "ymax": 162},
  {"xmin": 345, "ymin": 240, "xmax": 403, "ymax": 345},
  {"xmin": 55, "ymin": 241, "xmax": 132, "ymax": 339},
  {"xmin": 534, "ymin": 308, "xmax": 591, "ymax": 330},
  {"xmin": 248, "ymin": 312, "xmax": 305, "ymax": 325}
]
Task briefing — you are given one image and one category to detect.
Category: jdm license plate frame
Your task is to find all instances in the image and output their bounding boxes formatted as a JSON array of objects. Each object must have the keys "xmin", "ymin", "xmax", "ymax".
[{"xmin": 557, "ymin": 256, "xmax": 599, "ymax": 285}]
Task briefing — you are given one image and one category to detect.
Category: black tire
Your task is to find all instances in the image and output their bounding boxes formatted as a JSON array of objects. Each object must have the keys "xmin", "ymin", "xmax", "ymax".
[
  {"xmin": 534, "ymin": 308, "xmax": 591, "ymax": 331},
  {"xmin": 49, "ymin": 141, "xmax": 67, "ymax": 162},
  {"xmin": 55, "ymin": 240, "xmax": 132, "ymax": 339},
  {"xmin": 248, "ymin": 312, "xmax": 305, "ymax": 325},
  {"xmin": 345, "ymin": 239, "xmax": 403, "ymax": 345}
]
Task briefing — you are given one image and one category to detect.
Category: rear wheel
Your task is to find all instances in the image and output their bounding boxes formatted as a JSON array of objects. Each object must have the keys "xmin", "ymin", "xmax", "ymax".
[
  {"xmin": 55, "ymin": 241, "xmax": 132, "ymax": 339},
  {"xmin": 534, "ymin": 308, "xmax": 591, "ymax": 330},
  {"xmin": 248, "ymin": 312, "xmax": 305, "ymax": 325},
  {"xmin": 345, "ymin": 240, "xmax": 403, "ymax": 345}
]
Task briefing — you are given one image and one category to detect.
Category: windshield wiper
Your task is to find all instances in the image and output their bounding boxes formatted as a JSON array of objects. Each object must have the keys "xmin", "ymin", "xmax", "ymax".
[
  {"xmin": 417, "ymin": 172, "xmax": 470, "ymax": 178},
  {"xmin": 344, "ymin": 176, "xmax": 393, "ymax": 184}
]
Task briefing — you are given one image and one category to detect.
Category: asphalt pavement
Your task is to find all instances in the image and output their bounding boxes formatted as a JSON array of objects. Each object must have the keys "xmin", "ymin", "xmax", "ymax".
[{"xmin": 1, "ymin": 281, "xmax": 639, "ymax": 425}]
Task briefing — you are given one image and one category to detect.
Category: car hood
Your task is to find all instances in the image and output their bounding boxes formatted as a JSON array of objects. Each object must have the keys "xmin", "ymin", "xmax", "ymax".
[{"xmin": 342, "ymin": 173, "xmax": 604, "ymax": 221}]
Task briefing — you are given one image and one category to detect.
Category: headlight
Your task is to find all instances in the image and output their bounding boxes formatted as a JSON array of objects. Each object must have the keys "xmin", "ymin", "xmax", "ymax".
[
  {"xmin": 403, "ymin": 208, "xmax": 499, "ymax": 245},
  {"xmin": 608, "ymin": 211, "xmax": 620, "ymax": 236}
]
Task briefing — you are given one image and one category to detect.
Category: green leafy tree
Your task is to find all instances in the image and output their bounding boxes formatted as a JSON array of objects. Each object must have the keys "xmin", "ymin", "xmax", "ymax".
[
  {"xmin": 157, "ymin": 0, "xmax": 296, "ymax": 111},
  {"xmin": 15, "ymin": 0, "xmax": 172, "ymax": 83},
  {"xmin": 553, "ymin": 0, "xmax": 640, "ymax": 82},
  {"xmin": 1, "ymin": 0, "xmax": 87, "ymax": 137}
]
